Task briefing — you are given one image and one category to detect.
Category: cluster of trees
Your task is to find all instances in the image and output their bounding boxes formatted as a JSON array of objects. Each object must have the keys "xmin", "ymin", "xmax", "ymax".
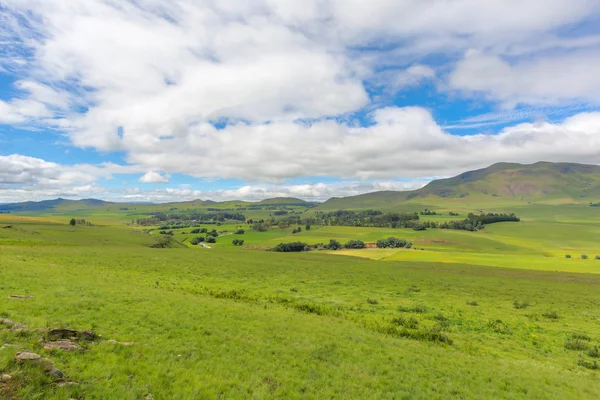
[
  {"xmin": 420, "ymin": 209, "xmax": 438, "ymax": 215},
  {"xmin": 271, "ymin": 242, "xmax": 309, "ymax": 252},
  {"xmin": 376, "ymin": 237, "xmax": 411, "ymax": 248},
  {"xmin": 190, "ymin": 228, "xmax": 208, "ymax": 234},
  {"xmin": 232, "ymin": 239, "xmax": 245, "ymax": 246},
  {"xmin": 344, "ymin": 240, "xmax": 365, "ymax": 249},
  {"xmin": 292, "ymin": 226, "xmax": 302, "ymax": 234},
  {"xmin": 190, "ymin": 236, "xmax": 205, "ymax": 245},
  {"xmin": 136, "ymin": 211, "xmax": 246, "ymax": 227},
  {"xmin": 234, "ymin": 229, "xmax": 245, "ymax": 234},
  {"xmin": 69, "ymin": 218, "xmax": 93, "ymax": 226}
]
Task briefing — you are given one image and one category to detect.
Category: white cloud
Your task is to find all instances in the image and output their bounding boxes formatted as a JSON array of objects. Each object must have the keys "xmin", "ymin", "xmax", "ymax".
[
  {"xmin": 1, "ymin": 0, "xmax": 600, "ymax": 195},
  {"xmin": 449, "ymin": 49, "xmax": 600, "ymax": 107},
  {"xmin": 139, "ymin": 171, "xmax": 170, "ymax": 184}
]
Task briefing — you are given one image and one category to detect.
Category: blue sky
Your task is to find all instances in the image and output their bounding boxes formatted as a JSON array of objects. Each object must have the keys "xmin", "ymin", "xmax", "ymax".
[{"xmin": 1, "ymin": 1, "xmax": 600, "ymax": 203}]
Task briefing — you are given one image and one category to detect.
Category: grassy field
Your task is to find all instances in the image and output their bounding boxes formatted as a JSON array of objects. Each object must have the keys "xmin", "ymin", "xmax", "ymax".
[{"xmin": 1, "ymin": 203, "xmax": 600, "ymax": 398}]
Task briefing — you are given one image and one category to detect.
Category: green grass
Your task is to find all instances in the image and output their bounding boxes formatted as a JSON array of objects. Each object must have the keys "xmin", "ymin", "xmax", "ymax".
[{"xmin": 2, "ymin": 205, "xmax": 600, "ymax": 398}]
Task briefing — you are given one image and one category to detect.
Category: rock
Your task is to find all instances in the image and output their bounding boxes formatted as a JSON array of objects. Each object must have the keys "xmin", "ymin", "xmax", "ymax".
[
  {"xmin": 11, "ymin": 322, "xmax": 28, "ymax": 332},
  {"xmin": 48, "ymin": 368, "xmax": 65, "ymax": 379},
  {"xmin": 15, "ymin": 351, "xmax": 41, "ymax": 361},
  {"xmin": 9, "ymin": 295, "xmax": 34, "ymax": 299},
  {"xmin": 43, "ymin": 340, "xmax": 84, "ymax": 351},
  {"xmin": 16, "ymin": 352, "xmax": 55, "ymax": 372},
  {"xmin": 1, "ymin": 343, "xmax": 16, "ymax": 350},
  {"xmin": 106, "ymin": 339, "xmax": 134, "ymax": 346},
  {"xmin": 0, "ymin": 318, "xmax": 16, "ymax": 327},
  {"xmin": 0, "ymin": 374, "xmax": 12, "ymax": 381},
  {"xmin": 57, "ymin": 382, "xmax": 79, "ymax": 387}
]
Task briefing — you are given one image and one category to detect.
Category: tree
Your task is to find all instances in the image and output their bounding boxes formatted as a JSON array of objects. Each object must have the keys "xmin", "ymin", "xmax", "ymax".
[
  {"xmin": 69, "ymin": 218, "xmax": 76, "ymax": 226},
  {"xmin": 344, "ymin": 240, "xmax": 365, "ymax": 249},
  {"xmin": 206, "ymin": 236, "xmax": 216, "ymax": 244},
  {"xmin": 327, "ymin": 239, "xmax": 342, "ymax": 250},
  {"xmin": 305, "ymin": 224, "xmax": 311, "ymax": 231}
]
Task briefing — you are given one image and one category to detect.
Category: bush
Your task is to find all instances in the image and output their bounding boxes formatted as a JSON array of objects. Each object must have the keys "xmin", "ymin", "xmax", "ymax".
[
  {"xmin": 189, "ymin": 236, "xmax": 205, "ymax": 245},
  {"xmin": 376, "ymin": 237, "xmax": 409, "ymax": 249},
  {"xmin": 327, "ymin": 239, "xmax": 342, "ymax": 250},
  {"xmin": 207, "ymin": 230, "xmax": 219, "ymax": 237},
  {"xmin": 344, "ymin": 240, "xmax": 365, "ymax": 249},
  {"xmin": 542, "ymin": 311, "xmax": 559, "ymax": 319},
  {"xmin": 393, "ymin": 316, "xmax": 419, "ymax": 329},
  {"xmin": 581, "ymin": 254, "xmax": 589, "ymax": 260},
  {"xmin": 565, "ymin": 339, "xmax": 589, "ymax": 351},
  {"xmin": 488, "ymin": 319, "xmax": 510, "ymax": 334},
  {"xmin": 206, "ymin": 236, "xmax": 216, "ymax": 244},
  {"xmin": 305, "ymin": 224, "xmax": 311, "ymax": 231},
  {"xmin": 190, "ymin": 228, "xmax": 207, "ymax": 234},
  {"xmin": 398, "ymin": 304, "xmax": 427, "ymax": 313},
  {"xmin": 252, "ymin": 223, "xmax": 269, "ymax": 232},
  {"xmin": 234, "ymin": 229, "xmax": 245, "ymax": 234},
  {"xmin": 588, "ymin": 346, "xmax": 600, "ymax": 358},
  {"xmin": 232, "ymin": 239, "xmax": 244, "ymax": 246},
  {"xmin": 272, "ymin": 242, "xmax": 308, "ymax": 252},
  {"xmin": 513, "ymin": 300, "xmax": 530, "ymax": 309},
  {"xmin": 565, "ymin": 254, "xmax": 572, "ymax": 259},
  {"xmin": 595, "ymin": 255, "xmax": 600, "ymax": 260}
]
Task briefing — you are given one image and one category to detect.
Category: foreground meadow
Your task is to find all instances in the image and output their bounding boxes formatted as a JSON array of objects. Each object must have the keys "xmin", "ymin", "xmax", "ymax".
[{"xmin": 1, "ymin": 217, "xmax": 600, "ymax": 398}]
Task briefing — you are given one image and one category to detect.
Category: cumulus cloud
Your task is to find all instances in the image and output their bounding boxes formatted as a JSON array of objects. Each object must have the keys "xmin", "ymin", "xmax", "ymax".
[
  {"xmin": 139, "ymin": 171, "xmax": 170, "ymax": 184},
  {"xmin": 449, "ymin": 49, "xmax": 600, "ymax": 107},
  {"xmin": 1, "ymin": 0, "xmax": 600, "ymax": 200}
]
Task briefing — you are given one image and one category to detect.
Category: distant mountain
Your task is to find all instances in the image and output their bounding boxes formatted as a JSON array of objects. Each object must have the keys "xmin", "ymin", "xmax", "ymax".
[
  {"xmin": 0, "ymin": 196, "xmax": 314, "ymax": 213},
  {"xmin": 319, "ymin": 162, "xmax": 600, "ymax": 210},
  {"xmin": 256, "ymin": 197, "xmax": 311, "ymax": 206},
  {"xmin": 0, "ymin": 198, "xmax": 113, "ymax": 212}
]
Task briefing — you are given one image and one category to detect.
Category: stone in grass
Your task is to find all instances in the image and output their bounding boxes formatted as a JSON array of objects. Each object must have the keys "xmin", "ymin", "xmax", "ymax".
[
  {"xmin": 106, "ymin": 339, "xmax": 135, "ymax": 346},
  {"xmin": 0, "ymin": 374, "xmax": 12, "ymax": 381},
  {"xmin": 43, "ymin": 340, "xmax": 84, "ymax": 351},
  {"xmin": 15, "ymin": 352, "xmax": 65, "ymax": 379},
  {"xmin": 9, "ymin": 295, "xmax": 34, "ymax": 299}
]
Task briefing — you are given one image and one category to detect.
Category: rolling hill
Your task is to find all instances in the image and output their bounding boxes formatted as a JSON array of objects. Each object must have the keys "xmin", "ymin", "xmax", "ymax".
[{"xmin": 319, "ymin": 162, "xmax": 600, "ymax": 210}]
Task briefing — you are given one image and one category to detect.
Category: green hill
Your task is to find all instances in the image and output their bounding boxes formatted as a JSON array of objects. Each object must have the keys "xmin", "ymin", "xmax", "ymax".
[{"xmin": 319, "ymin": 162, "xmax": 600, "ymax": 210}]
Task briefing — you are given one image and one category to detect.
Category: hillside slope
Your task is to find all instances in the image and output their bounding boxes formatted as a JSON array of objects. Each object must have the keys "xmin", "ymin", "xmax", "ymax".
[{"xmin": 319, "ymin": 162, "xmax": 600, "ymax": 210}]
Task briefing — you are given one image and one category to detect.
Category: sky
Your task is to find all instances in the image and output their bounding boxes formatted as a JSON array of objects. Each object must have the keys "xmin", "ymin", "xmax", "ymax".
[{"xmin": 1, "ymin": 0, "xmax": 600, "ymax": 203}]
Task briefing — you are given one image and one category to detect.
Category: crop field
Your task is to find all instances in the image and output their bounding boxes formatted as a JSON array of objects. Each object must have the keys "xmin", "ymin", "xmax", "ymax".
[{"xmin": 1, "ymin": 203, "xmax": 600, "ymax": 399}]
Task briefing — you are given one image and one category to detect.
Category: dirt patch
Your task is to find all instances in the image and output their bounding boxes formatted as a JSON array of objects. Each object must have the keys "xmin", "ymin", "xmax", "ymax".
[
  {"xmin": 43, "ymin": 340, "xmax": 84, "ymax": 351},
  {"xmin": 242, "ymin": 245, "xmax": 271, "ymax": 250},
  {"xmin": 364, "ymin": 243, "xmax": 378, "ymax": 249},
  {"xmin": 420, "ymin": 239, "xmax": 452, "ymax": 244},
  {"xmin": 43, "ymin": 328, "xmax": 96, "ymax": 341}
]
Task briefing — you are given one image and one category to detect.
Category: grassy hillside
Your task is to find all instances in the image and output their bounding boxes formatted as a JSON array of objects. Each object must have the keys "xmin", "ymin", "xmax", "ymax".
[
  {"xmin": 1, "ymin": 216, "xmax": 600, "ymax": 399},
  {"xmin": 319, "ymin": 162, "xmax": 600, "ymax": 211}
]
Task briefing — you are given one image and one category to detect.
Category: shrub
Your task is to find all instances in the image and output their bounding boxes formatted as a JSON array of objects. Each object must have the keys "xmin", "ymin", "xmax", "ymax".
[
  {"xmin": 234, "ymin": 229, "xmax": 245, "ymax": 234},
  {"xmin": 376, "ymin": 237, "xmax": 409, "ymax": 249},
  {"xmin": 206, "ymin": 236, "xmax": 216, "ymax": 244},
  {"xmin": 542, "ymin": 311, "xmax": 559, "ymax": 319},
  {"xmin": 572, "ymin": 332, "xmax": 591, "ymax": 341},
  {"xmin": 367, "ymin": 298, "xmax": 379, "ymax": 305},
  {"xmin": 565, "ymin": 254, "xmax": 572, "ymax": 259},
  {"xmin": 513, "ymin": 300, "xmax": 530, "ymax": 309},
  {"xmin": 344, "ymin": 240, "xmax": 365, "ymax": 249},
  {"xmin": 272, "ymin": 242, "xmax": 308, "ymax": 252},
  {"xmin": 207, "ymin": 230, "xmax": 219, "ymax": 237},
  {"xmin": 588, "ymin": 346, "xmax": 600, "ymax": 358},
  {"xmin": 190, "ymin": 228, "xmax": 207, "ymax": 234},
  {"xmin": 488, "ymin": 319, "xmax": 510, "ymax": 334},
  {"xmin": 466, "ymin": 300, "xmax": 479, "ymax": 306},
  {"xmin": 327, "ymin": 239, "xmax": 342, "ymax": 250},
  {"xmin": 189, "ymin": 236, "xmax": 205, "ymax": 245},
  {"xmin": 305, "ymin": 224, "xmax": 311, "ymax": 231},
  {"xmin": 577, "ymin": 356, "xmax": 599, "ymax": 370},
  {"xmin": 595, "ymin": 255, "xmax": 600, "ymax": 260},
  {"xmin": 407, "ymin": 285, "xmax": 421, "ymax": 293},
  {"xmin": 232, "ymin": 239, "xmax": 244, "ymax": 246},
  {"xmin": 393, "ymin": 316, "xmax": 419, "ymax": 329},
  {"xmin": 397, "ymin": 304, "xmax": 427, "ymax": 313},
  {"xmin": 581, "ymin": 254, "xmax": 589, "ymax": 259},
  {"xmin": 565, "ymin": 339, "xmax": 589, "ymax": 351}
]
